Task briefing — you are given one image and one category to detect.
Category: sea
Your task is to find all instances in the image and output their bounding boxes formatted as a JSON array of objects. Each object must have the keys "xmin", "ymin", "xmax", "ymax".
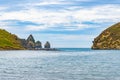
[{"xmin": 0, "ymin": 48, "xmax": 120, "ymax": 80}]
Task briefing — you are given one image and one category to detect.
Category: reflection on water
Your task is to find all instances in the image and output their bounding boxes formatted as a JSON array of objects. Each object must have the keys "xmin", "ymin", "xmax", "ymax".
[{"xmin": 0, "ymin": 49, "xmax": 120, "ymax": 80}]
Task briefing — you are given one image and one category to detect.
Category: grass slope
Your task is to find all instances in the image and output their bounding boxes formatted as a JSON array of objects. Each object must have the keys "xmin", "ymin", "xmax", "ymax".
[
  {"xmin": 92, "ymin": 22, "xmax": 120, "ymax": 49},
  {"xmin": 0, "ymin": 29, "xmax": 24, "ymax": 50}
]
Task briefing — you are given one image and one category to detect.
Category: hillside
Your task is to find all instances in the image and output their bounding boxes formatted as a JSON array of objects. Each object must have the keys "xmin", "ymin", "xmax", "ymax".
[
  {"xmin": 92, "ymin": 22, "xmax": 120, "ymax": 49},
  {"xmin": 0, "ymin": 29, "xmax": 25, "ymax": 50}
]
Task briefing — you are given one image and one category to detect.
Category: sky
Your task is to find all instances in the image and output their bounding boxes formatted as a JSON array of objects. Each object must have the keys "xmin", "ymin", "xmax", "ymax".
[{"xmin": 0, "ymin": 0, "xmax": 120, "ymax": 48}]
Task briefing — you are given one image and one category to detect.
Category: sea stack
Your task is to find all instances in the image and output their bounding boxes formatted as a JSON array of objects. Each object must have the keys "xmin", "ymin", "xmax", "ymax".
[
  {"xmin": 26, "ymin": 34, "xmax": 35, "ymax": 49},
  {"xmin": 44, "ymin": 41, "xmax": 51, "ymax": 48},
  {"xmin": 35, "ymin": 41, "xmax": 42, "ymax": 49},
  {"xmin": 92, "ymin": 22, "xmax": 120, "ymax": 49},
  {"xmin": 20, "ymin": 34, "xmax": 53, "ymax": 50}
]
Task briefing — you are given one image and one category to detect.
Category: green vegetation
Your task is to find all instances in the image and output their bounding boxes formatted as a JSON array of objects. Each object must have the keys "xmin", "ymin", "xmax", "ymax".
[
  {"xmin": 0, "ymin": 29, "xmax": 25, "ymax": 50},
  {"xmin": 92, "ymin": 22, "xmax": 120, "ymax": 49}
]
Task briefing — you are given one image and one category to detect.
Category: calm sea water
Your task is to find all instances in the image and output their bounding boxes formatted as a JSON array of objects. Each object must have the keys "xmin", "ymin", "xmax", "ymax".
[{"xmin": 0, "ymin": 48, "xmax": 120, "ymax": 80}]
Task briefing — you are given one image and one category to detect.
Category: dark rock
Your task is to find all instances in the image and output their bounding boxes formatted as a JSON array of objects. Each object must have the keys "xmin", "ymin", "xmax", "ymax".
[
  {"xmin": 44, "ymin": 41, "xmax": 51, "ymax": 48},
  {"xmin": 20, "ymin": 39, "xmax": 27, "ymax": 48},
  {"xmin": 35, "ymin": 41, "xmax": 42, "ymax": 49}
]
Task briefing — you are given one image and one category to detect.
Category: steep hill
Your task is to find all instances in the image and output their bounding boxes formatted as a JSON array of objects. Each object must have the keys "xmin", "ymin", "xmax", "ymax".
[
  {"xmin": 0, "ymin": 29, "xmax": 25, "ymax": 50},
  {"xmin": 92, "ymin": 22, "xmax": 120, "ymax": 49}
]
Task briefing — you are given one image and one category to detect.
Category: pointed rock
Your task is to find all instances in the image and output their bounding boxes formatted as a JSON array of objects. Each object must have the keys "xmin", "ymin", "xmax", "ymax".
[
  {"xmin": 26, "ymin": 34, "xmax": 35, "ymax": 49},
  {"xmin": 27, "ymin": 34, "xmax": 35, "ymax": 43}
]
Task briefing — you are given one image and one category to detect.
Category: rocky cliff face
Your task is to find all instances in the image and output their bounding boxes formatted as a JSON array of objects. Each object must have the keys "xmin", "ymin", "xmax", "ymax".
[{"xmin": 92, "ymin": 22, "xmax": 120, "ymax": 49}]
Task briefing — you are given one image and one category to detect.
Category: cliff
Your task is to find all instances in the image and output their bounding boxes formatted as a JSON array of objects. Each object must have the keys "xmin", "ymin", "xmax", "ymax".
[
  {"xmin": 92, "ymin": 22, "xmax": 120, "ymax": 49},
  {"xmin": 0, "ymin": 29, "xmax": 25, "ymax": 50}
]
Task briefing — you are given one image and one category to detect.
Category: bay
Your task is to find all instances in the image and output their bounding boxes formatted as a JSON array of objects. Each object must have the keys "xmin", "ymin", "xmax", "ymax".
[{"xmin": 0, "ymin": 48, "xmax": 120, "ymax": 80}]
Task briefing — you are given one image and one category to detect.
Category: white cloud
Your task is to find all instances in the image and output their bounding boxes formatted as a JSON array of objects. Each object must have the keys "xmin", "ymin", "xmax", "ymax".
[
  {"xmin": 0, "ymin": 21, "xmax": 11, "ymax": 29},
  {"xmin": 0, "ymin": 4, "xmax": 120, "ymax": 31},
  {"xmin": 24, "ymin": 0, "xmax": 92, "ymax": 6},
  {"xmin": 0, "ymin": 6, "xmax": 7, "ymax": 11},
  {"xmin": 25, "ymin": 25, "xmax": 48, "ymax": 31},
  {"xmin": 55, "ymin": 34, "xmax": 94, "ymax": 41},
  {"xmin": 74, "ymin": 5, "xmax": 120, "ymax": 23},
  {"xmin": 29, "ymin": 1, "xmax": 69, "ymax": 6}
]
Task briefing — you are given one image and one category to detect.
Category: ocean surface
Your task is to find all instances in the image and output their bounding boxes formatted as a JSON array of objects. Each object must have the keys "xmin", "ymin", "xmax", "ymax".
[{"xmin": 0, "ymin": 48, "xmax": 120, "ymax": 80}]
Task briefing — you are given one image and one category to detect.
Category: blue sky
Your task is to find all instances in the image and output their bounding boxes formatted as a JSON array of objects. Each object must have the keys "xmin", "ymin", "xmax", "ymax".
[{"xmin": 0, "ymin": 0, "xmax": 120, "ymax": 48}]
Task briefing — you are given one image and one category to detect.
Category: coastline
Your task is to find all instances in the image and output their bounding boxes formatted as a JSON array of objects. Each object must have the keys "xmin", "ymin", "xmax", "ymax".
[{"xmin": 0, "ymin": 48, "xmax": 58, "ymax": 51}]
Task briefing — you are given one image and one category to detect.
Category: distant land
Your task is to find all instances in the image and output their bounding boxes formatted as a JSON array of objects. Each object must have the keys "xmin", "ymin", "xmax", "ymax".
[
  {"xmin": 92, "ymin": 22, "xmax": 120, "ymax": 49},
  {"xmin": 0, "ymin": 29, "xmax": 53, "ymax": 50}
]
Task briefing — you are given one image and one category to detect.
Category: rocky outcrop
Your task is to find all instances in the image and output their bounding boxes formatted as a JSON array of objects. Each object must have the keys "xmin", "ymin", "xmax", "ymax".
[
  {"xmin": 35, "ymin": 41, "xmax": 42, "ymax": 49},
  {"xmin": 20, "ymin": 39, "xmax": 27, "ymax": 48},
  {"xmin": 20, "ymin": 35, "xmax": 51, "ymax": 50},
  {"xmin": 44, "ymin": 41, "xmax": 51, "ymax": 48},
  {"xmin": 92, "ymin": 22, "xmax": 120, "ymax": 49},
  {"xmin": 26, "ymin": 34, "xmax": 35, "ymax": 49}
]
